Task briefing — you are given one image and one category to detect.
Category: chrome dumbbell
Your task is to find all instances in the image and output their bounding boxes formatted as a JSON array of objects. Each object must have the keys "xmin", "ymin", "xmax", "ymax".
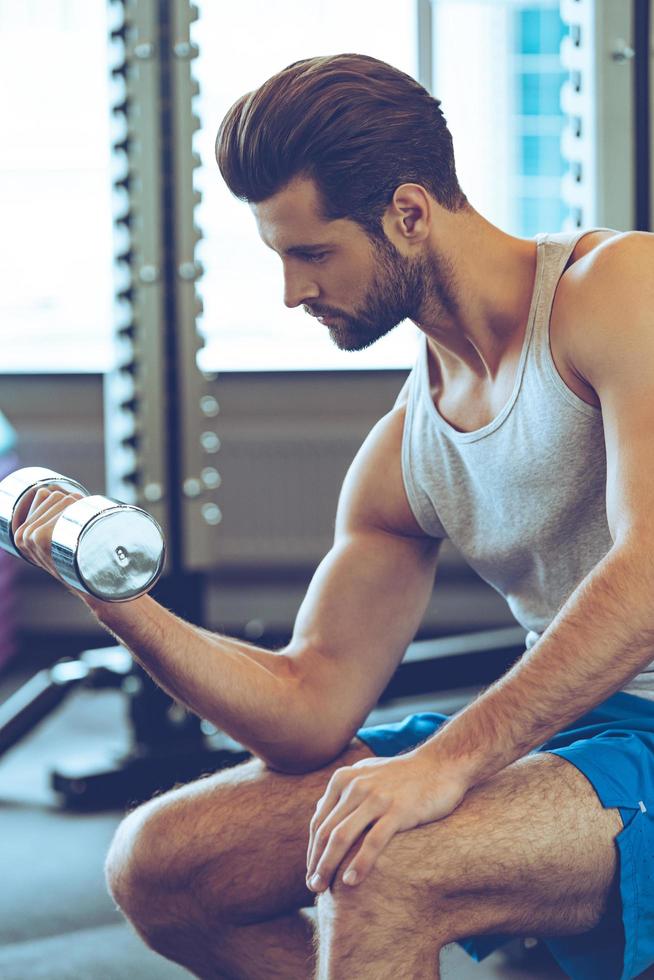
[{"xmin": 0, "ymin": 467, "xmax": 166, "ymax": 602}]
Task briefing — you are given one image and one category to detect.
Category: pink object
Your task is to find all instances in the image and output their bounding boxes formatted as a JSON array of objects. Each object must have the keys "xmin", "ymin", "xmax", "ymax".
[{"xmin": 0, "ymin": 452, "xmax": 19, "ymax": 672}]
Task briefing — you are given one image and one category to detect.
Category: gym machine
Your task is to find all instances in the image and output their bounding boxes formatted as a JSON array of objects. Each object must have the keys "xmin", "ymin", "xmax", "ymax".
[{"xmin": 0, "ymin": 0, "xmax": 251, "ymax": 810}]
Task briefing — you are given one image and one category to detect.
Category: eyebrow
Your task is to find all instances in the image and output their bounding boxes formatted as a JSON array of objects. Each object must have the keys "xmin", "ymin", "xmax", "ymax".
[{"xmin": 281, "ymin": 243, "xmax": 332, "ymax": 256}]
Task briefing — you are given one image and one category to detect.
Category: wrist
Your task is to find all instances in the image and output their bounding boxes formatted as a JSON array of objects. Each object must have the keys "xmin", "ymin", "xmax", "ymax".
[
  {"xmin": 80, "ymin": 591, "xmax": 152, "ymax": 622},
  {"xmin": 410, "ymin": 732, "xmax": 481, "ymax": 792}
]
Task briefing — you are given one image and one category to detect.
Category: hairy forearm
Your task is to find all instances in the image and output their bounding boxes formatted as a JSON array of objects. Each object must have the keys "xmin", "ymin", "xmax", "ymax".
[
  {"xmin": 81, "ymin": 593, "xmax": 308, "ymax": 770},
  {"xmin": 417, "ymin": 543, "xmax": 654, "ymax": 789}
]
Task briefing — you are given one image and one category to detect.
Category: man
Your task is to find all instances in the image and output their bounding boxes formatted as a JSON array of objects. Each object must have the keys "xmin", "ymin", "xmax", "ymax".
[{"xmin": 15, "ymin": 53, "xmax": 654, "ymax": 980}]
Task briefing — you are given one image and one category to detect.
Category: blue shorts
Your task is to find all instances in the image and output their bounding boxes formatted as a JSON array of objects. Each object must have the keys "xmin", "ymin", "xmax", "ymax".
[{"xmin": 357, "ymin": 691, "xmax": 654, "ymax": 980}]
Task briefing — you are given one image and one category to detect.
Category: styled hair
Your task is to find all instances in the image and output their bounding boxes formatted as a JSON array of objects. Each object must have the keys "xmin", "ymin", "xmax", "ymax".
[{"xmin": 216, "ymin": 53, "xmax": 467, "ymax": 239}]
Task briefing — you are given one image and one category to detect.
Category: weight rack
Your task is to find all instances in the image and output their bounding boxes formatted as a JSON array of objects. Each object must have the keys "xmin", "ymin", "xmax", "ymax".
[
  {"xmin": 105, "ymin": 0, "xmax": 221, "ymax": 574},
  {"xmin": 25, "ymin": 0, "xmax": 241, "ymax": 808},
  {"xmin": 560, "ymin": 0, "xmax": 652, "ymax": 232}
]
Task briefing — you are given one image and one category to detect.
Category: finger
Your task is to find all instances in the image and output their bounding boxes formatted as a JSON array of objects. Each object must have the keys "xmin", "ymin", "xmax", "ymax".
[
  {"xmin": 14, "ymin": 490, "xmax": 64, "ymax": 539},
  {"xmin": 307, "ymin": 769, "xmax": 350, "ymax": 872},
  {"xmin": 338, "ymin": 811, "xmax": 400, "ymax": 887},
  {"xmin": 14, "ymin": 495, "xmax": 76, "ymax": 569},
  {"xmin": 307, "ymin": 779, "xmax": 379, "ymax": 885},
  {"xmin": 18, "ymin": 491, "xmax": 84, "ymax": 536},
  {"xmin": 12, "ymin": 486, "xmax": 56, "ymax": 535},
  {"xmin": 18, "ymin": 488, "xmax": 74, "ymax": 531},
  {"xmin": 307, "ymin": 798, "xmax": 357, "ymax": 882},
  {"xmin": 310, "ymin": 800, "xmax": 381, "ymax": 891},
  {"xmin": 14, "ymin": 491, "xmax": 70, "ymax": 540},
  {"xmin": 307, "ymin": 780, "xmax": 360, "ymax": 882},
  {"xmin": 15, "ymin": 487, "xmax": 85, "ymax": 535}
]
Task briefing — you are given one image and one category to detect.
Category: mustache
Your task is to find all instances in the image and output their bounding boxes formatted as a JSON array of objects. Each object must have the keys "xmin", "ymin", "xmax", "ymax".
[{"xmin": 304, "ymin": 306, "xmax": 344, "ymax": 318}]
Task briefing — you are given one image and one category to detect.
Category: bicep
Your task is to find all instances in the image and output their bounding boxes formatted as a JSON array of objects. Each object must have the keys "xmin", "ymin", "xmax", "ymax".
[
  {"xmin": 286, "ymin": 528, "xmax": 440, "ymax": 753},
  {"xmin": 284, "ymin": 406, "xmax": 441, "ymax": 755},
  {"xmin": 559, "ymin": 233, "xmax": 654, "ymax": 546}
]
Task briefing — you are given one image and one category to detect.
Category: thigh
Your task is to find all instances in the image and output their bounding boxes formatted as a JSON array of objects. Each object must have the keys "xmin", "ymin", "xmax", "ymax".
[
  {"xmin": 111, "ymin": 736, "xmax": 375, "ymax": 925},
  {"xmin": 339, "ymin": 751, "xmax": 623, "ymax": 937},
  {"xmin": 438, "ymin": 751, "xmax": 624, "ymax": 933},
  {"xmin": 356, "ymin": 698, "xmax": 654, "ymax": 979}
]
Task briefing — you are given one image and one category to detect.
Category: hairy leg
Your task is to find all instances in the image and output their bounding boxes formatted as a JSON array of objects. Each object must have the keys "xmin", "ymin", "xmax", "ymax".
[
  {"xmin": 105, "ymin": 737, "xmax": 374, "ymax": 979},
  {"xmin": 314, "ymin": 752, "xmax": 625, "ymax": 980}
]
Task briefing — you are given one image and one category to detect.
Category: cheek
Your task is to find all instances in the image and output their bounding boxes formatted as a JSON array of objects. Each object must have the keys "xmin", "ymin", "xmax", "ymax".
[{"xmin": 329, "ymin": 263, "xmax": 370, "ymax": 304}]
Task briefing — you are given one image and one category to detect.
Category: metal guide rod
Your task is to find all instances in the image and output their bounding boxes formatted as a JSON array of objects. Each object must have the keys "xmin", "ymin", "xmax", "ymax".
[
  {"xmin": 104, "ymin": 0, "xmax": 222, "ymax": 578},
  {"xmin": 560, "ymin": 0, "xmax": 637, "ymax": 231}
]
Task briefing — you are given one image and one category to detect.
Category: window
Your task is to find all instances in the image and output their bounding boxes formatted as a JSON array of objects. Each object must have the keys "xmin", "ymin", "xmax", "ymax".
[
  {"xmin": 192, "ymin": 0, "xmax": 421, "ymax": 373},
  {"xmin": 432, "ymin": 0, "xmax": 569, "ymax": 241},
  {"xmin": 1, "ymin": 0, "xmax": 570, "ymax": 374},
  {"xmin": 0, "ymin": 0, "xmax": 114, "ymax": 373},
  {"xmin": 194, "ymin": 0, "xmax": 570, "ymax": 373}
]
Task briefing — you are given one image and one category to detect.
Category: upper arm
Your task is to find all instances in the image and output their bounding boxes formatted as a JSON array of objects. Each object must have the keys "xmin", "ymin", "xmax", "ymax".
[
  {"xmin": 554, "ymin": 231, "xmax": 654, "ymax": 547},
  {"xmin": 284, "ymin": 404, "xmax": 442, "ymax": 760}
]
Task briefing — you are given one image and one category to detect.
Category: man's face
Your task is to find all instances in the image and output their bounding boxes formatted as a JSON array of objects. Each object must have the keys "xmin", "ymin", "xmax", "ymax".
[{"xmin": 251, "ymin": 176, "xmax": 437, "ymax": 352}]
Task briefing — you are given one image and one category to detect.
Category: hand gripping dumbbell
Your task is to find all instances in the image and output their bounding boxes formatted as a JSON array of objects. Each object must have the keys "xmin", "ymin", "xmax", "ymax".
[{"xmin": 0, "ymin": 467, "xmax": 166, "ymax": 602}]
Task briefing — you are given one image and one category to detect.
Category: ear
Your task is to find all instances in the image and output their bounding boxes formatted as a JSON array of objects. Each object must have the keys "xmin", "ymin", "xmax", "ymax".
[{"xmin": 383, "ymin": 183, "xmax": 432, "ymax": 247}]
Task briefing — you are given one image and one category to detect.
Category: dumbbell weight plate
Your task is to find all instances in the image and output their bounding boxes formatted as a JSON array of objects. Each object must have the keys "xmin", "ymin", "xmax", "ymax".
[
  {"xmin": 0, "ymin": 467, "xmax": 89, "ymax": 560},
  {"xmin": 51, "ymin": 495, "xmax": 166, "ymax": 602}
]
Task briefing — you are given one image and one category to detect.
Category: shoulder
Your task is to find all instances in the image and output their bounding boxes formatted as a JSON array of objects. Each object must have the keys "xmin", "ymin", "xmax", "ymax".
[
  {"xmin": 336, "ymin": 403, "xmax": 430, "ymax": 541},
  {"xmin": 560, "ymin": 228, "xmax": 654, "ymax": 289},
  {"xmin": 552, "ymin": 230, "xmax": 654, "ymax": 390}
]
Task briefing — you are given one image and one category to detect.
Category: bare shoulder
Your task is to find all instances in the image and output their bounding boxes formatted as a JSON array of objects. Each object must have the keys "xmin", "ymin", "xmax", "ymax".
[
  {"xmin": 335, "ymin": 403, "xmax": 433, "ymax": 542},
  {"xmin": 551, "ymin": 230, "xmax": 654, "ymax": 396},
  {"xmin": 562, "ymin": 228, "xmax": 654, "ymax": 280}
]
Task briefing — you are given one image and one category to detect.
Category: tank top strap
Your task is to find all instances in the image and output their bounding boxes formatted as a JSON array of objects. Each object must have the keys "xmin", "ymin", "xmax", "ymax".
[{"xmin": 529, "ymin": 227, "xmax": 613, "ymax": 357}]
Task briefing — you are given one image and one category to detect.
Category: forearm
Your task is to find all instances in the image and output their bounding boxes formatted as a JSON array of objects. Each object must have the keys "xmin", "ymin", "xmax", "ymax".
[
  {"xmin": 417, "ymin": 543, "xmax": 654, "ymax": 789},
  {"xmin": 81, "ymin": 593, "xmax": 308, "ymax": 770}
]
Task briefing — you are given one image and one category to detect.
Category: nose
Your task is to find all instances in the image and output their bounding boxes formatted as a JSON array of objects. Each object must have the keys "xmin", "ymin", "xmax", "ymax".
[{"xmin": 283, "ymin": 266, "xmax": 320, "ymax": 310}]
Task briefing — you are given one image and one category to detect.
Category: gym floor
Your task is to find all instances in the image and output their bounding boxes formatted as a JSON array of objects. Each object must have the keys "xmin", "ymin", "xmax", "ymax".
[{"xmin": 0, "ymin": 661, "xmax": 630, "ymax": 979}]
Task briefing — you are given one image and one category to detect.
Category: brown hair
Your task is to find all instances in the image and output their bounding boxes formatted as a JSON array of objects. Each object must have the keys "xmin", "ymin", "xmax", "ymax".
[{"xmin": 216, "ymin": 53, "xmax": 467, "ymax": 240}]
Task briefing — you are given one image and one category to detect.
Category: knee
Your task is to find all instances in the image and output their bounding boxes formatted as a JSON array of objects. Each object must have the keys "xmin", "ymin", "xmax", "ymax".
[
  {"xmin": 105, "ymin": 797, "xmax": 182, "ymax": 920},
  {"xmin": 315, "ymin": 840, "xmax": 437, "ymax": 924},
  {"xmin": 105, "ymin": 804, "xmax": 153, "ymax": 912}
]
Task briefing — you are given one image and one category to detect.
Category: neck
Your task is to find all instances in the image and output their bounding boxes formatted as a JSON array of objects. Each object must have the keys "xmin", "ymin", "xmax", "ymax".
[{"xmin": 416, "ymin": 209, "xmax": 538, "ymax": 385}]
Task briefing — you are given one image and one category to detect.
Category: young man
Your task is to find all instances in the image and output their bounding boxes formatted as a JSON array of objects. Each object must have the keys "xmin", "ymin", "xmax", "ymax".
[{"xmin": 16, "ymin": 54, "xmax": 654, "ymax": 980}]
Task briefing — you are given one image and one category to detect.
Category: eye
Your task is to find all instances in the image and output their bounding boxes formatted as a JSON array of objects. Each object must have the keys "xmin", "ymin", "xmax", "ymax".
[{"xmin": 303, "ymin": 252, "xmax": 329, "ymax": 263}]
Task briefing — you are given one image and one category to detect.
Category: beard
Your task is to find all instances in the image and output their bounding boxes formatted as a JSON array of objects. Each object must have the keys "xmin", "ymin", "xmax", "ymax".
[{"xmin": 316, "ymin": 235, "xmax": 458, "ymax": 352}]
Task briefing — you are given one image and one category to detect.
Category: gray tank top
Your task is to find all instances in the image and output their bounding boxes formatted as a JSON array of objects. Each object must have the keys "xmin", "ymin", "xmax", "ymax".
[{"xmin": 397, "ymin": 228, "xmax": 654, "ymax": 701}]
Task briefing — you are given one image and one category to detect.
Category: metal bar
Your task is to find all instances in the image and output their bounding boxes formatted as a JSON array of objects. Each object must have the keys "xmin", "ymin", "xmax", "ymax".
[
  {"xmin": 417, "ymin": 0, "xmax": 433, "ymax": 92},
  {"xmin": 634, "ymin": 0, "xmax": 651, "ymax": 229},
  {"xmin": 104, "ymin": 0, "xmax": 221, "ymax": 577}
]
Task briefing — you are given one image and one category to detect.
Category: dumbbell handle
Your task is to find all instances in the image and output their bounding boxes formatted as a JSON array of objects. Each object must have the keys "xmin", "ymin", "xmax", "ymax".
[
  {"xmin": 0, "ymin": 466, "xmax": 88, "ymax": 561},
  {"xmin": 0, "ymin": 467, "xmax": 166, "ymax": 602}
]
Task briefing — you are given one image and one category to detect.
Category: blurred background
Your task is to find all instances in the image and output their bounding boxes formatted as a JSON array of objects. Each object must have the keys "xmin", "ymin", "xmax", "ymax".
[{"xmin": 0, "ymin": 1, "xmax": 651, "ymax": 977}]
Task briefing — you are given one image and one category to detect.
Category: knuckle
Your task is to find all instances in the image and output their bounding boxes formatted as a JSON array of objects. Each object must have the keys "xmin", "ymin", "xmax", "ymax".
[
  {"xmin": 33, "ymin": 527, "xmax": 50, "ymax": 546},
  {"xmin": 344, "ymin": 780, "xmax": 362, "ymax": 801}
]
